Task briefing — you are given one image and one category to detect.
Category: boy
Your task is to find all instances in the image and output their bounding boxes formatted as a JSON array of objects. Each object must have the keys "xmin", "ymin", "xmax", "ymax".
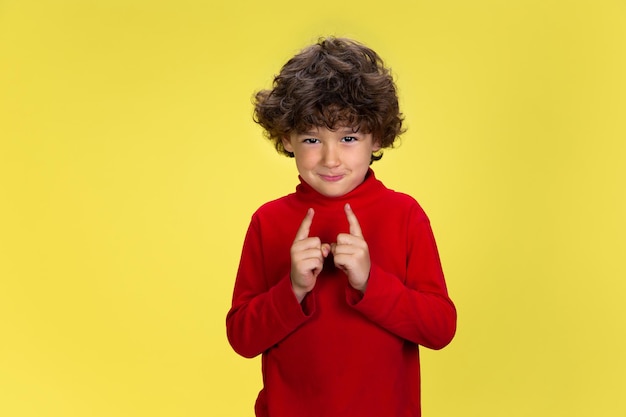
[{"xmin": 226, "ymin": 37, "xmax": 456, "ymax": 417}]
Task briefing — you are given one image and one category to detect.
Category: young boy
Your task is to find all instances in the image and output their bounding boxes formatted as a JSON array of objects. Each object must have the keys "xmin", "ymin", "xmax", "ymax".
[{"xmin": 226, "ymin": 37, "xmax": 456, "ymax": 417}]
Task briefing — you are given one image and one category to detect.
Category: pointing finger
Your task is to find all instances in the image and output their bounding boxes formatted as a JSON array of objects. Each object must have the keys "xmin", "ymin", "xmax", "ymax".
[
  {"xmin": 344, "ymin": 203, "xmax": 363, "ymax": 237},
  {"xmin": 294, "ymin": 208, "xmax": 314, "ymax": 242}
]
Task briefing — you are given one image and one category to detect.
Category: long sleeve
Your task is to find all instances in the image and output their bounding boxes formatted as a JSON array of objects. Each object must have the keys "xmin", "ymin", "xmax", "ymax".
[
  {"xmin": 226, "ymin": 215, "xmax": 315, "ymax": 358},
  {"xmin": 225, "ymin": 171, "xmax": 455, "ymax": 417},
  {"xmin": 347, "ymin": 205, "xmax": 456, "ymax": 350}
]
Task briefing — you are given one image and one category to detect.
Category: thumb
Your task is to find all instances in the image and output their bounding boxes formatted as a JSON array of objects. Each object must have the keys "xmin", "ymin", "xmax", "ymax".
[{"xmin": 321, "ymin": 243, "xmax": 331, "ymax": 258}]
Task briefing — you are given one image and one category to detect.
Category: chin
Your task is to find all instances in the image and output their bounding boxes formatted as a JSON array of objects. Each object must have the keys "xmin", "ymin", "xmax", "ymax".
[{"xmin": 317, "ymin": 185, "xmax": 355, "ymax": 198}]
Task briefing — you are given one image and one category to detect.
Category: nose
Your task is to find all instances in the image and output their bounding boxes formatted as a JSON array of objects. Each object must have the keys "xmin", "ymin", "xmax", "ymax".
[{"xmin": 322, "ymin": 143, "xmax": 340, "ymax": 167}]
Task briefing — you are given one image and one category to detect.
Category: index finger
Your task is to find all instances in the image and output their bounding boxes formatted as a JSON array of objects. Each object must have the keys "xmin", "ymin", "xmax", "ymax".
[
  {"xmin": 344, "ymin": 203, "xmax": 363, "ymax": 237},
  {"xmin": 294, "ymin": 208, "xmax": 314, "ymax": 241}
]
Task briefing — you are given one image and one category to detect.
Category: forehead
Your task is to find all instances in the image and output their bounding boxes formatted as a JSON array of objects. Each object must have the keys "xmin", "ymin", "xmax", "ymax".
[{"xmin": 299, "ymin": 125, "xmax": 361, "ymax": 135}]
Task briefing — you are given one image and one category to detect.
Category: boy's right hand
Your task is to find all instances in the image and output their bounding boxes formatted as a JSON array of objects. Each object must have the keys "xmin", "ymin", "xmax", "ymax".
[{"xmin": 290, "ymin": 208, "xmax": 330, "ymax": 303}]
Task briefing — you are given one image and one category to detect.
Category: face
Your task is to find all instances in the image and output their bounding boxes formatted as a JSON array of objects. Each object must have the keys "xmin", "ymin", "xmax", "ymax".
[{"xmin": 282, "ymin": 126, "xmax": 381, "ymax": 198}]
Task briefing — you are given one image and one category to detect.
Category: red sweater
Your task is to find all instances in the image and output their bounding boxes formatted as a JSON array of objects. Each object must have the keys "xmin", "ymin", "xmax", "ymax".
[{"xmin": 226, "ymin": 170, "xmax": 456, "ymax": 417}]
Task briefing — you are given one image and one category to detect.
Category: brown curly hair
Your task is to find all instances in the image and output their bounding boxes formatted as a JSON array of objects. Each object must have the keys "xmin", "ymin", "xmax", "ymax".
[{"xmin": 253, "ymin": 37, "xmax": 405, "ymax": 162}]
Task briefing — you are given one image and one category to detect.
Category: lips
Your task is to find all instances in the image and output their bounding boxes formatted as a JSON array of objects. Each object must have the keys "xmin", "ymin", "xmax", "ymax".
[{"xmin": 319, "ymin": 174, "xmax": 344, "ymax": 182}]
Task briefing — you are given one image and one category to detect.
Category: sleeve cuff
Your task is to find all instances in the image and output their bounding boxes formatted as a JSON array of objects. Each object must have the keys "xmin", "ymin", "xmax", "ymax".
[
  {"xmin": 271, "ymin": 274, "xmax": 316, "ymax": 329},
  {"xmin": 345, "ymin": 263, "xmax": 402, "ymax": 317}
]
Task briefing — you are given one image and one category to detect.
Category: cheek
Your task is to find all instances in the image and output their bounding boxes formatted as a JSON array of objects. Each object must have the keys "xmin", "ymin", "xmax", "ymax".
[
  {"xmin": 294, "ymin": 150, "xmax": 319, "ymax": 168},
  {"xmin": 353, "ymin": 148, "xmax": 374, "ymax": 166}
]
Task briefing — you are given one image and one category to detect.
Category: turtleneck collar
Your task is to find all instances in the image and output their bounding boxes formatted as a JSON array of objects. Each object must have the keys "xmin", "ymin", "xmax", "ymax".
[{"xmin": 290, "ymin": 169, "xmax": 385, "ymax": 211}]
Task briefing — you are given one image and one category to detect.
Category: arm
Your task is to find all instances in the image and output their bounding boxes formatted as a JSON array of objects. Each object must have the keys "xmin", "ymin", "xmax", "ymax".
[
  {"xmin": 226, "ymin": 215, "xmax": 315, "ymax": 358},
  {"xmin": 347, "ymin": 209, "xmax": 456, "ymax": 350}
]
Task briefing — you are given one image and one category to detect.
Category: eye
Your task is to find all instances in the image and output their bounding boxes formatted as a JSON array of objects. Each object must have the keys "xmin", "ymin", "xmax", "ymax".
[
  {"xmin": 341, "ymin": 136, "xmax": 357, "ymax": 143},
  {"xmin": 303, "ymin": 138, "xmax": 320, "ymax": 144}
]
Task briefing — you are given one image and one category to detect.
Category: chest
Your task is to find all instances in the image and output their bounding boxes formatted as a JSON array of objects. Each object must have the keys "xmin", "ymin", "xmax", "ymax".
[{"xmin": 258, "ymin": 207, "xmax": 409, "ymax": 286}]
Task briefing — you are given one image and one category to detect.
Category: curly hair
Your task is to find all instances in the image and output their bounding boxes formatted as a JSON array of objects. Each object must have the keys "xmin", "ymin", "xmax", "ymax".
[{"xmin": 253, "ymin": 37, "xmax": 405, "ymax": 162}]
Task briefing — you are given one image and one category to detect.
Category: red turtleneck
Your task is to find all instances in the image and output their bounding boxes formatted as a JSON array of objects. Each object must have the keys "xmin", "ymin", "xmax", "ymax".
[{"xmin": 226, "ymin": 170, "xmax": 456, "ymax": 417}]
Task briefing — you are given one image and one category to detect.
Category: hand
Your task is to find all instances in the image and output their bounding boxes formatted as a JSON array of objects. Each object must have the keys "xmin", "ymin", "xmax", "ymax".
[
  {"xmin": 290, "ymin": 208, "xmax": 331, "ymax": 303},
  {"xmin": 332, "ymin": 204, "xmax": 371, "ymax": 293}
]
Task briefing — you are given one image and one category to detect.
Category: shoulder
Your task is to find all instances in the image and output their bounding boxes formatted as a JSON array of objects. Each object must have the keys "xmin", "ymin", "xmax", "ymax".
[
  {"xmin": 254, "ymin": 193, "xmax": 294, "ymax": 215},
  {"xmin": 243, "ymin": 193, "xmax": 305, "ymax": 246},
  {"xmin": 375, "ymin": 181, "xmax": 429, "ymax": 222},
  {"xmin": 248, "ymin": 192, "xmax": 301, "ymax": 226}
]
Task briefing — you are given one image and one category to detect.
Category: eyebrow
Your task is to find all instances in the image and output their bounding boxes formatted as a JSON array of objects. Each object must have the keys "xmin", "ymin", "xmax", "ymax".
[{"xmin": 301, "ymin": 127, "xmax": 360, "ymax": 135}]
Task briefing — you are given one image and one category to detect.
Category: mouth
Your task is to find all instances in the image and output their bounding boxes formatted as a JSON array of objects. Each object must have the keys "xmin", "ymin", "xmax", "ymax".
[{"xmin": 319, "ymin": 174, "xmax": 344, "ymax": 182}]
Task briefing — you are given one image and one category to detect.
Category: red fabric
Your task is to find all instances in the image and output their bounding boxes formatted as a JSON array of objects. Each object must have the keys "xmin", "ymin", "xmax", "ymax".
[{"xmin": 226, "ymin": 170, "xmax": 456, "ymax": 417}]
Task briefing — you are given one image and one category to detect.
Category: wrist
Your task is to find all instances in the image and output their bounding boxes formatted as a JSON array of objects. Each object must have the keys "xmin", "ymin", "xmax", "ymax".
[
  {"xmin": 291, "ymin": 283, "xmax": 309, "ymax": 304},
  {"xmin": 350, "ymin": 273, "xmax": 369, "ymax": 294},
  {"xmin": 351, "ymin": 281, "xmax": 367, "ymax": 294}
]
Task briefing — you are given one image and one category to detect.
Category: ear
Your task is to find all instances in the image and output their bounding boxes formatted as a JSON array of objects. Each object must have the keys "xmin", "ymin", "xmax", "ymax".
[
  {"xmin": 282, "ymin": 135, "xmax": 294, "ymax": 153},
  {"xmin": 372, "ymin": 139, "xmax": 382, "ymax": 152}
]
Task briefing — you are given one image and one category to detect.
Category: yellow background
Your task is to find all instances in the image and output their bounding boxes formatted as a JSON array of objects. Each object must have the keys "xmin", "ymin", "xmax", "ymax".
[{"xmin": 1, "ymin": 0, "xmax": 625, "ymax": 416}]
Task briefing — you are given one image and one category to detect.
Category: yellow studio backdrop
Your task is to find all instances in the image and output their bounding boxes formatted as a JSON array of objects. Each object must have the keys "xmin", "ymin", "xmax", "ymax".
[{"xmin": 1, "ymin": 0, "xmax": 624, "ymax": 416}]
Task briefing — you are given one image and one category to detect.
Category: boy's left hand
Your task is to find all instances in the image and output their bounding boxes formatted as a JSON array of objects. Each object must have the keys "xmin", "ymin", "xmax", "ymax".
[{"xmin": 331, "ymin": 204, "xmax": 371, "ymax": 293}]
